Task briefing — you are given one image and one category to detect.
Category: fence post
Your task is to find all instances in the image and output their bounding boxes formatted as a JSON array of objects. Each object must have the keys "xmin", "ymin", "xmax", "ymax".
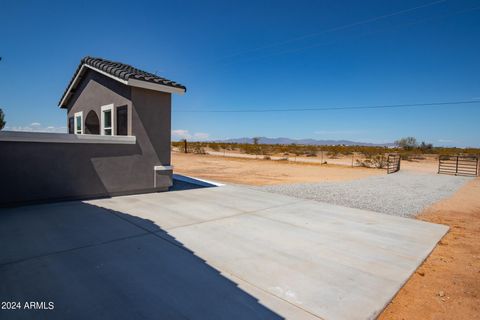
[
  {"xmin": 476, "ymin": 156, "xmax": 480, "ymax": 176},
  {"xmin": 184, "ymin": 139, "xmax": 188, "ymax": 153},
  {"xmin": 455, "ymin": 156, "xmax": 459, "ymax": 176}
]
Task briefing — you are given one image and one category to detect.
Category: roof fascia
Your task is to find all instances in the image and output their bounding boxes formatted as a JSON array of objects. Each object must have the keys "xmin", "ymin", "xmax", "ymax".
[
  {"xmin": 60, "ymin": 64, "xmax": 185, "ymax": 107},
  {"xmin": 127, "ymin": 78, "xmax": 185, "ymax": 95}
]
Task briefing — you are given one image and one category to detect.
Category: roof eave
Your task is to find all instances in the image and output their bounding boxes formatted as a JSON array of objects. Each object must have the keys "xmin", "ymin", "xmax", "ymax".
[
  {"xmin": 127, "ymin": 78, "xmax": 186, "ymax": 95},
  {"xmin": 59, "ymin": 64, "xmax": 186, "ymax": 108}
]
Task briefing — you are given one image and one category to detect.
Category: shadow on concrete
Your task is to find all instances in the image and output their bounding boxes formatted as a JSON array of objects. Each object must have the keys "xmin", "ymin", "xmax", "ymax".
[
  {"xmin": 0, "ymin": 201, "xmax": 282, "ymax": 320},
  {"xmin": 169, "ymin": 176, "xmax": 216, "ymax": 192}
]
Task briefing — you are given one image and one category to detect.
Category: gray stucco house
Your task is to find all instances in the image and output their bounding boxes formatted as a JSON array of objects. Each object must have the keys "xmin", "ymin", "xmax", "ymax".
[{"xmin": 0, "ymin": 57, "xmax": 186, "ymax": 206}]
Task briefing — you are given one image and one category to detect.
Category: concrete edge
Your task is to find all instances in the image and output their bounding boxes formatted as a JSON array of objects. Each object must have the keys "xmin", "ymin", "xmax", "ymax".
[
  {"xmin": 173, "ymin": 174, "xmax": 225, "ymax": 187},
  {"xmin": 371, "ymin": 224, "xmax": 450, "ymax": 319}
]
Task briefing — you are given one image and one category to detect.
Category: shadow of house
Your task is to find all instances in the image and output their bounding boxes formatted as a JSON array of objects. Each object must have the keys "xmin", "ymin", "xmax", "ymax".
[{"xmin": 0, "ymin": 199, "xmax": 283, "ymax": 320}]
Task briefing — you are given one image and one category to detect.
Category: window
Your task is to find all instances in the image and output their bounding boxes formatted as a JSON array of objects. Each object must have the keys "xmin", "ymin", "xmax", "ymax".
[
  {"xmin": 68, "ymin": 117, "xmax": 74, "ymax": 134},
  {"xmin": 101, "ymin": 104, "xmax": 114, "ymax": 136},
  {"xmin": 74, "ymin": 111, "xmax": 83, "ymax": 134},
  {"xmin": 116, "ymin": 105, "xmax": 128, "ymax": 136}
]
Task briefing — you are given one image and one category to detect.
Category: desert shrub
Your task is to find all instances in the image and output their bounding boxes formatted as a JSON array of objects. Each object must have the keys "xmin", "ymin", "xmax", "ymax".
[
  {"xmin": 370, "ymin": 155, "xmax": 387, "ymax": 168},
  {"xmin": 193, "ymin": 143, "xmax": 206, "ymax": 154},
  {"xmin": 209, "ymin": 143, "xmax": 220, "ymax": 151},
  {"xmin": 176, "ymin": 140, "xmax": 187, "ymax": 153},
  {"xmin": 356, "ymin": 155, "xmax": 386, "ymax": 168},
  {"xmin": 355, "ymin": 159, "xmax": 367, "ymax": 167},
  {"xmin": 327, "ymin": 151, "xmax": 339, "ymax": 158}
]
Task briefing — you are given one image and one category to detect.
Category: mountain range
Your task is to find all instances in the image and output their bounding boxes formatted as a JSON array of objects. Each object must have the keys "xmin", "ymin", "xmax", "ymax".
[{"xmin": 215, "ymin": 137, "xmax": 395, "ymax": 147}]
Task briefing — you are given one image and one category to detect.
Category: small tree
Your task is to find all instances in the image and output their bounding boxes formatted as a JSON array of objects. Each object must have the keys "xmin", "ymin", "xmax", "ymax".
[
  {"xmin": 251, "ymin": 137, "xmax": 262, "ymax": 156},
  {"xmin": 419, "ymin": 141, "xmax": 433, "ymax": 152},
  {"xmin": 395, "ymin": 137, "xmax": 417, "ymax": 150},
  {"xmin": 0, "ymin": 108, "xmax": 5, "ymax": 130}
]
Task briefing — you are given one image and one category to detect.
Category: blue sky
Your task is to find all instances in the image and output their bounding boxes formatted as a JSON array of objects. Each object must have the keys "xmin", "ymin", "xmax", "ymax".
[{"xmin": 1, "ymin": 0, "xmax": 479, "ymax": 147}]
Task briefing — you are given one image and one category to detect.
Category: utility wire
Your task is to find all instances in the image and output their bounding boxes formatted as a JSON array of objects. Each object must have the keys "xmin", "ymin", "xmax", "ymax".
[
  {"xmin": 219, "ymin": 0, "xmax": 448, "ymax": 61},
  {"xmin": 180, "ymin": 0, "xmax": 448, "ymax": 71},
  {"xmin": 229, "ymin": 4, "xmax": 480, "ymax": 65},
  {"xmin": 174, "ymin": 99, "xmax": 480, "ymax": 113}
]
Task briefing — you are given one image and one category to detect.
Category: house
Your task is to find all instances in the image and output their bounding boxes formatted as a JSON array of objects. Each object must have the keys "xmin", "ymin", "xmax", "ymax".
[{"xmin": 0, "ymin": 57, "xmax": 186, "ymax": 206}]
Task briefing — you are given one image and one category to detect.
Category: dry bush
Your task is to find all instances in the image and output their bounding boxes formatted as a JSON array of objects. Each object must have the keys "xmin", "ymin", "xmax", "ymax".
[{"xmin": 356, "ymin": 155, "xmax": 387, "ymax": 169}]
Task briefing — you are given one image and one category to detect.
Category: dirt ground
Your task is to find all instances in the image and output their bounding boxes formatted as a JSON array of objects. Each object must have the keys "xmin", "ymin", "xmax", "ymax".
[
  {"xmin": 379, "ymin": 177, "xmax": 480, "ymax": 320},
  {"xmin": 172, "ymin": 152, "xmax": 382, "ymax": 185},
  {"xmin": 175, "ymin": 148, "xmax": 440, "ymax": 174}
]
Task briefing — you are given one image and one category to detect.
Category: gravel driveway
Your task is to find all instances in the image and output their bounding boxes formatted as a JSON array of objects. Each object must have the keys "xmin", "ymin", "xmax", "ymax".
[{"xmin": 257, "ymin": 171, "xmax": 472, "ymax": 217}]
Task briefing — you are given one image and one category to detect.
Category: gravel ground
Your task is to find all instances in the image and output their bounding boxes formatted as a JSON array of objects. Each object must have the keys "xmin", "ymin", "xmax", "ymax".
[{"xmin": 257, "ymin": 171, "xmax": 472, "ymax": 218}]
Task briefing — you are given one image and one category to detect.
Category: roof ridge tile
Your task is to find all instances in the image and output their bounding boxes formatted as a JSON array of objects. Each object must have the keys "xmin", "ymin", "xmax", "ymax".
[{"xmin": 59, "ymin": 57, "xmax": 186, "ymax": 107}]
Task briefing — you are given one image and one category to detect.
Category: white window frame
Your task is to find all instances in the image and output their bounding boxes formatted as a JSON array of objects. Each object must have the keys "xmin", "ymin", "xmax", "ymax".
[
  {"xmin": 101, "ymin": 104, "xmax": 115, "ymax": 136},
  {"xmin": 74, "ymin": 111, "xmax": 83, "ymax": 135}
]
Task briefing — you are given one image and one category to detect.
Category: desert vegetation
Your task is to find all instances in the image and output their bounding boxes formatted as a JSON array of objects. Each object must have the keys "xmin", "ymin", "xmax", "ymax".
[
  {"xmin": 171, "ymin": 137, "xmax": 479, "ymax": 170},
  {"xmin": 172, "ymin": 138, "xmax": 479, "ymax": 160}
]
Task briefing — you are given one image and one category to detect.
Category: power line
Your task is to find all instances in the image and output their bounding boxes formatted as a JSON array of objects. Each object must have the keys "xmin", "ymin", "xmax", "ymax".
[
  {"xmin": 219, "ymin": 0, "xmax": 447, "ymax": 61},
  {"xmin": 181, "ymin": 0, "xmax": 449, "ymax": 71},
  {"xmin": 174, "ymin": 99, "xmax": 480, "ymax": 113},
  {"xmin": 230, "ymin": 4, "xmax": 480, "ymax": 65}
]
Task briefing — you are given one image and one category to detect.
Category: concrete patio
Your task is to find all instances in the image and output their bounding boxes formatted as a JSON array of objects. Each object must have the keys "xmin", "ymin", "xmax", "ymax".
[{"xmin": 0, "ymin": 181, "xmax": 448, "ymax": 320}]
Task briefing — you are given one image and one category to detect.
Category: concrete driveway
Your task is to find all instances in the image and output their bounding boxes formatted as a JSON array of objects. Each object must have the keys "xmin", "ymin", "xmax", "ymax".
[{"xmin": 0, "ymin": 181, "xmax": 447, "ymax": 320}]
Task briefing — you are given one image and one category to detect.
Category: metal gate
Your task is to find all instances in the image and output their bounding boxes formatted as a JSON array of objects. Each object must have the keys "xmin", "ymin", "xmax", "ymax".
[
  {"xmin": 387, "ymin": 154, "xmax": 401, "ymax": 174},
  {"xmin": 438, "ymin": 155, "xmax": 479, "ymax": 177}
]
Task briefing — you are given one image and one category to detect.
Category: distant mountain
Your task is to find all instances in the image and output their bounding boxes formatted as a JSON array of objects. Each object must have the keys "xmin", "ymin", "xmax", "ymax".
[{"xmin": 214, "ymin": 137, "xmax": 394, "ymax": 147}]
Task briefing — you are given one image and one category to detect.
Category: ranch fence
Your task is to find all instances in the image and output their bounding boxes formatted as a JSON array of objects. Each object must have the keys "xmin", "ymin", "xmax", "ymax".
[
  {"xmin": 386, "ymin": 154, "xmax": 401, "ymax": 174},
  {"xmin": 438, "ymin": 155, "xmax": 479, "ymax": 177}
]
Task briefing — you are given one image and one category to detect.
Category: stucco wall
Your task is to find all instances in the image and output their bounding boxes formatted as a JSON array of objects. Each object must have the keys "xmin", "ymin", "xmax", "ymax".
[
  {"xmin": 0, "ymin": 133, "xmax": 172, "ymax": 206},
  {"xmin": 0, "ymin": 71, "xmax": 174, "ymax": 206},
  {"xmin": 66, "ymin": 69, "xmax": 133, "ymax": 135}
]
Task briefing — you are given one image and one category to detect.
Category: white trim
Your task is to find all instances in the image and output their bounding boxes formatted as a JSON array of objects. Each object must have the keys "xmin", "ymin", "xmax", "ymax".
[
  {"xmin": 59, "ymin": 65, "xmax": 87, "ymax": 107},
  {"xmin": 128, "ymin": 78, "xmax": 185, "ymax": 95},
  {"xmin": 59, "ymin": 63, "xmax": 185, "ymax": 107},
  {"xmin": 0, "ymin": 131, "xmax": 136, "ymax": 144},
  {"xmin": 154, "ymin": 165, "xmax": 173, "ymax": 171},
  {"xmin": 172, "ymin": 174, "xmax": 225, "ymax": 187},
  {"xmin": 74, "ymin": 111, "xmax": 83, "ymax": 134},
  {"xmin": 100, "ymin": 104, "xmax": 115, "ymax": 136}
]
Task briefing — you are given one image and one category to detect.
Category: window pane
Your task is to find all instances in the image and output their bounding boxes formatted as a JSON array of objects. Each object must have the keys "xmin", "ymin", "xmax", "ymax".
[
  {"xmin": 76, "ymin": 116, "xmax": 81, "ymax": 131},
  {"xmin": 68, "ymin": 117, "xmax": 74, "ymax": 134},
  {"xmin": 116, "ymin": 106, "xmax": 128, "ymax": 136},
  {"xmin": 104, "ymin": 110, "xmax": 112, "ymax": 128},
  {"xmin": 105, "ymin": 129, "xmax": 112, "ymax": 135}
]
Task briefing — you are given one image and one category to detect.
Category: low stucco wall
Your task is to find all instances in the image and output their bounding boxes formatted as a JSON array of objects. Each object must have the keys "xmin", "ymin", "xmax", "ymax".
[{"xmin": 0, "ymin": 132, "xmax": 172, "ymax": 206}]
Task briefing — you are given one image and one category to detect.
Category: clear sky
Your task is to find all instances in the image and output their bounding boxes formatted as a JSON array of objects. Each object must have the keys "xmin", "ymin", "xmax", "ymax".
[{"xmin": 1, "ymin": 0, "xmax": 479, "ymax": 146}]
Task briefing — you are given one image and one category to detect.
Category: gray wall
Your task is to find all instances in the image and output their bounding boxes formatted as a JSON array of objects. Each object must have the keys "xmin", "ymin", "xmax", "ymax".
[{"xmin": 0, "ymin": 70, "xmax": 173, "ymax": 206}]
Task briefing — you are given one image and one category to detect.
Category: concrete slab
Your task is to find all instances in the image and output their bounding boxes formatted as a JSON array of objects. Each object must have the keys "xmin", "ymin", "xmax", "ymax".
[
  {"xmin": 88, "ymin": 185, "xmax": 448, "ymax": 320},
  {"xmin": 0, "ymin": 234, "xmax": 282, "ymax": 320},
  {"xmin": 86, "ymin": 185, "xmax": 300, "ymax": 231},
  {"xmin": 0, "ymin": 201, "xmax": 145, "ymax": 265},
  {"xmin": 0, "ymin": 184, "xmax": 448, "ymax": 320}
]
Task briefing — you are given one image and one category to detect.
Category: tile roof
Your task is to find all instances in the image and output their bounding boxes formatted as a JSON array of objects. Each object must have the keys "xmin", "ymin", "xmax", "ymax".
[{"xmin": 59, "ymin": 56, "xmax": 186, "ymax": 107}]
